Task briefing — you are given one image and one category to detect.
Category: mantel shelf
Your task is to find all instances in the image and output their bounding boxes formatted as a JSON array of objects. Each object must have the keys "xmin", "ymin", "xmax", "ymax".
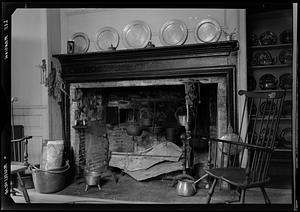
[{"xmin": 52, "ymin": 40, "xmax": 239, "ymax": 83}]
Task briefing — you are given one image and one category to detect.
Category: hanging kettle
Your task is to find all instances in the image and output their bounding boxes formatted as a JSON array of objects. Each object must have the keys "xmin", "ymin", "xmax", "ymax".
[
  {"xmin": 174, "ymin": 106, "xmax": 188, "ymax": 127},
  {"xmin": 139, "ymin": 107, "xmax": 153, "ymax": 127}
]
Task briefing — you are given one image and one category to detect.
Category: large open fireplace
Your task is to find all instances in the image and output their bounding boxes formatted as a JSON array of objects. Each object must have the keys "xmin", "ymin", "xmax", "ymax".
[{"xmin": 53, "ymin": 40, "xmax": 239, "ymax": 180}]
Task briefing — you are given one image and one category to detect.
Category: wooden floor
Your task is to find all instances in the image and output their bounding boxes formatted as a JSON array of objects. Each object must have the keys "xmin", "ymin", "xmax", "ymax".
[
  {"xmin": 11, "ymin": 187, "xmax": 292, "ymax": 204},
  {"xmin": 9, "ymin": 173, "xmax": 293, "ymax": 207}
]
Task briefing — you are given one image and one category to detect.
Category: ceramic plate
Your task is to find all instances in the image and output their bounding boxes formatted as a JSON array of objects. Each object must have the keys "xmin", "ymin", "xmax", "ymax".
[
  {"xmin": 253, "ymin": 50, "xmax": 273, "ymax": 66},
  {"xmin": 279, "ymin": 73, "xmax": 293, "ymax": 89},
  {"xmin": 259, "ymin": 73, "xmax": 277, "ymax": 90},
  {"xmin": 194, "ymin": 19, "xmax": 221, "ymax": 43},
  {"xmin": 122, "ymin": 20, "xmax": 152, "ymax": 49},
  {"xmin": 259, "ymin": 31, "xmax": 277, "ymax": 45},
  {"xmin": 248, "ymin": 32, "xmax": 259, "ymax": 46},
  {"xmin": 95, "ymin": 27, "xmax": 119, "ymax": 51},
  {"xmin": 279, "ymin": 49, "xmax": 293, "ymax": 65},
  {"xmin": 159, "ymin": 20, "xmax": 188, "ymax": 46},
  {"xmin": 280, "ymin": 29, "xmax": 292, "ymax": 43},
  {"xmin": 71, "ymin": 32, "xmax": 90, "ymax": 53},
  {"xmin": 279, "ymin": 128, "xmax": 292, "ymax": 148}
]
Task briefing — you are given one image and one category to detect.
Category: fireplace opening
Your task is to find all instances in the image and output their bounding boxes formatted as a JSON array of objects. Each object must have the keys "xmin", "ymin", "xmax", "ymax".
[{"xmin": 72, "ymin": 82, "xmax": 218, "ymax": 176}]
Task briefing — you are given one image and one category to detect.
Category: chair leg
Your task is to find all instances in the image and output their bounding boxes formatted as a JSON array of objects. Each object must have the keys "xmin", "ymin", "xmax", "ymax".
[
  {"xmin": 109, "ymin": 169, "xmax": 118, "ymax": 183},
  {"xmin": 16, "ymin": 172, "xmax": 30, "ymax": 203},
  {"xmin": 205, "ymin": 178, "xmax": 217, "ymax": 204},
  {"xmin": 239, "ymin": 189, "xmax": 246, "ymax": 204},
  {"xmin": 260, "ymin": 186, "xmax": 271, "ymax": 204}
]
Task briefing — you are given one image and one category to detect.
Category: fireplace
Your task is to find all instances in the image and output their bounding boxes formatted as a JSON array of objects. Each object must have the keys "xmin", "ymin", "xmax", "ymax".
[{"xmin": 53, "ymin": 40, "xmax": 239, "ymax": 178}]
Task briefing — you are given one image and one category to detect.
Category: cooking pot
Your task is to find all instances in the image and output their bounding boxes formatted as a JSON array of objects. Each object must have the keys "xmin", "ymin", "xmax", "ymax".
[
  {"xmin": 176, "ymin": 179, "xmax": 196, "ymax": 196},
  {"xmin": 126, "ymin": 122, "xmax": 143, "ymax": 136},
  {"xmin": 139, "ymin": 107, "xmax": 153, "ymax": 127},
  {"xmin": 176, "ymin": 174, "xmax": 208, "ymax": 197},
  {"xmin": 84, "ymin": 171, "xmax": 101, "ymax": 186}
]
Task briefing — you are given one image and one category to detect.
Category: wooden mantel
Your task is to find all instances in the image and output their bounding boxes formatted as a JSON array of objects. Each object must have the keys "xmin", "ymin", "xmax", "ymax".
[{"xmin": 52, "ymin": 40, "xmax": 239, "ymax": 83}]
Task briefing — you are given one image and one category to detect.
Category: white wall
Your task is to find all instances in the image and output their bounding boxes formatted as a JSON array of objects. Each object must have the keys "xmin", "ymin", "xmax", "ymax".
[{"xmin": 11, "ymin": 9, "xmax": 49, "ymax": 164}]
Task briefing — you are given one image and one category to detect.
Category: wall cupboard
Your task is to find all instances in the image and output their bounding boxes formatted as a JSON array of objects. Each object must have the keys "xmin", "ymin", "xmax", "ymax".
[{"xmin": 246, "ymin": 8, "xmax": 293, "ymax": 189}]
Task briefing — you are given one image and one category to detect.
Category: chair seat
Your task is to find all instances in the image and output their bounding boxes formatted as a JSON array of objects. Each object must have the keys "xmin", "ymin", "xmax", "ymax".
[
  {"xmin": 204, "ymin": 167, "xmax": 247, "ymax": 187},
  {"xmin": 11, "ymin": 164, "xmax": 28, "ymax": 174}
]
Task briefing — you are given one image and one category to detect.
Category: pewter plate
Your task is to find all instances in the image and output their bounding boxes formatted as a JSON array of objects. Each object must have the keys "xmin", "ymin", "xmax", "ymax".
[
  {"xmin": 194, "ymin": 19, "xmax": 221, "ymax": 43},
  {"xmin": 159, "ymin": 19, "xmax": 188, "ymax": 46},
  {"xmin": 95, "ymin": 27, "xmax": 120, "ymax": 51},
  {"xmin": 122, "ymin": 20, "xmax": 152, "ymax": 49},
  {"xmin": 71, "ymin": 32, "xmax": 90, "ymax": 53}
]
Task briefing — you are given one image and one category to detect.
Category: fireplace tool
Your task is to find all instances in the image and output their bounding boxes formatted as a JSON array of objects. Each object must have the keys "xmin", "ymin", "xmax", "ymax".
[
  {"xmin": 166, "ymin": 104, "xmax": 195, "ymax": 187},
  {"xmin": 163, "ymin": 82, "xmax": 203, "ymax": 187}
]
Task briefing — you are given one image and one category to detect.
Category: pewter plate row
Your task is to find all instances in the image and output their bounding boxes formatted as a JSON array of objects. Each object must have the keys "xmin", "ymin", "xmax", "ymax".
[{"xmin": 70, "ymin": 18, "xmax": 222, "ymax": 53}]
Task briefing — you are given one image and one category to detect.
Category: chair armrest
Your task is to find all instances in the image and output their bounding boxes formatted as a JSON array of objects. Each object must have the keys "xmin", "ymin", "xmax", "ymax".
[
  {"xmin": 11, "ymin": 136, "xmax": 32, "ymax": 143},
  {"xmin": 210, "ymin": 137, "xmax": 272, "ymax": 152}
]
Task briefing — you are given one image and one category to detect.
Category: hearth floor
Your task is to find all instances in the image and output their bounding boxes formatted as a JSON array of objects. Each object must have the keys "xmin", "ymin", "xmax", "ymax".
[{"xmin": 11, "ymin": 172, "xmax": 292, "ymax": 206}]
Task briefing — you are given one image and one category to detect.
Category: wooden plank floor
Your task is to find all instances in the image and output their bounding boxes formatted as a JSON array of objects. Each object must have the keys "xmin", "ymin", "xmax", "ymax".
[
  {"xmin": 11, "ymin": 187, "xmax": 292, "ymax": 204},
  {"xmin": 10, "ymin": 173, "xmax": 292, "ymax": 205}
]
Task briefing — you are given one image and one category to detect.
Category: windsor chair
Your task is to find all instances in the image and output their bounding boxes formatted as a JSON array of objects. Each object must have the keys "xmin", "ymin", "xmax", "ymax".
[
  {"xmin": 203, "ymin": 90, "xmax": 285, "ymax": 204},
  {"xmin": 11, "ymin": 135, "xmax": 33, "ymax": 203}
]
